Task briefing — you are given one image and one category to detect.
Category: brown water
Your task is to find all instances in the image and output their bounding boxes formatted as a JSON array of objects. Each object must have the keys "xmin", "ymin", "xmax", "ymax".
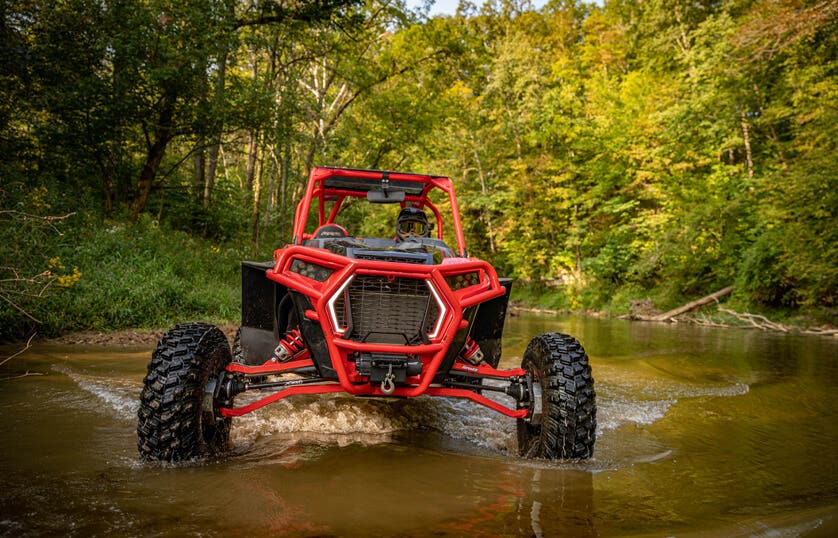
[{"xmin": 1, "ymin": 315, "xmax": 837, "ymax": 536}]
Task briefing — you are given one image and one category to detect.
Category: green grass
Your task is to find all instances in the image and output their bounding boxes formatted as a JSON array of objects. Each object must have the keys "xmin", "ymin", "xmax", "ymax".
[
  {"xmin": 3, "ymin": 217, "xmax": 248, "ymax": 340},
  {"xmin": 510, "ymin": 284, "xmax": 573, "ymax": 312}
]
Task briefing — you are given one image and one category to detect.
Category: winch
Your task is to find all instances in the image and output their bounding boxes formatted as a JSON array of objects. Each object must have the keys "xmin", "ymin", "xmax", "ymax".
[{"xmin": 355, "ymin": 353, "xmax": 422, "ymax": 393}]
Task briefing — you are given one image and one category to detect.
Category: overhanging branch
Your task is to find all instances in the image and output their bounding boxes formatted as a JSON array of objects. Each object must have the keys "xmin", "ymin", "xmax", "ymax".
[{"xmin": 234, "ymin": 0, "xmax": 361, "ymax": 29}]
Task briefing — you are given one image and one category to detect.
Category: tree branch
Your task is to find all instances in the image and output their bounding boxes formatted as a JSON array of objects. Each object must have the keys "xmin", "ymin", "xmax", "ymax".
[
  {"xmin": 0, "ymin": 211, "xmax": 76, "ymax": 234},
  {"xmin": 0, "ymin": 332, "xmax": 37, "ymax": 369},
  {"xmin": 0, "ymin": 292, "xmax": 43, "ymax": 323},
  {"xmin": 0, "ymin": 371, "xmax": 45, "ymax": 381},
  {"xmin": 717, "ymin": 307, "xmax": 789, "ymax": 332},
  {"xmin": 644, "ymin": 286, "xmax": 735, "ymax": 322},
  {"xmin": 234, "ymin": 0, "xmax": 361, "ymax": 29}
]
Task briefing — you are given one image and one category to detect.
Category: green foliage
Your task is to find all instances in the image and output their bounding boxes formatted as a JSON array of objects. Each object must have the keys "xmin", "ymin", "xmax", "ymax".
[
  {"xmin": 735, "ymin": 229, "xmax": 797, "ymax": 308},
  {"xmin": 36, "ymin": 219, "xmax": 243, "ymax": 338},
  {"xmin": 0, "ymin": 178, "xmax": 248, "ymax": 341},
  {"xmin": 511, "ymin": 284, "xmax": 573, "ymax": 312},
  {"xmin": 0, "ymin": 182, "xmax": 80, "ymax": 341},
  {"xmin": 149, "ymin": 181, "xmax": 251, "ymax": 242},
  {"xmin": 2, "ymin": 0, "xmax": 836, "ymax": 339}
]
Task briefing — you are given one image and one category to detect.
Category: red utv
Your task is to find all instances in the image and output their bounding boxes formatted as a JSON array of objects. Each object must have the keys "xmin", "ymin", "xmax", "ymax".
[{"xmin": 137, "ymin": 167, "xmax": 596, "ymax": 462}]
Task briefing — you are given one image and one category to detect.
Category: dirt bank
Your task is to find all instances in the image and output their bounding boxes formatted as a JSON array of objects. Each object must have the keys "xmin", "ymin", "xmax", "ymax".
[{"xmin": 46, "ymin": 323, "xmax": 240, "ymax": 347}]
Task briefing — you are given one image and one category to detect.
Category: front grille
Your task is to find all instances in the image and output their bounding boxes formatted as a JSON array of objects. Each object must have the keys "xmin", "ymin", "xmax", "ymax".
[
  {"xmin": 332, "ymin": 275, "xmax": 440, "ymax": 344},
  {"xmin": 353, "ymin": 251, "xmax": 431, "ymax": 264}
]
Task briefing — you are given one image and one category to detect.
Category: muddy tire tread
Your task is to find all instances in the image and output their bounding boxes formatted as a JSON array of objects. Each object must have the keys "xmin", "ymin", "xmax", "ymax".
[
  {"xmin": 232, "ymin": 327, "xmax": 243, "ymax": 363},
  {"xmin": 518, "ymin": 333, "xmax": 596, "ymax": 460},
  {"xmin": 137, "ymin": 322, "xmax": 231, "ymax": 462}
]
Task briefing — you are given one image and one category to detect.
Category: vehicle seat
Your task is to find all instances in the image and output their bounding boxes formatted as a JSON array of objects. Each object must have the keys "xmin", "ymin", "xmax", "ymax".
[{"xmin": 312, "ymin": 224, "xmax": 348, "ymax": 240}]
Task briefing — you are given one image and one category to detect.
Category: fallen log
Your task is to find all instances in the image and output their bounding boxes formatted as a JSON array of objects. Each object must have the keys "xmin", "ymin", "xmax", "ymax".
[
  {"xmin": 716, "ymin": 307, "xmax": 789, "ymax": 332},
  {"xmin": 642, "ymin": 285, "xmax": 735, "ymax": 322}
]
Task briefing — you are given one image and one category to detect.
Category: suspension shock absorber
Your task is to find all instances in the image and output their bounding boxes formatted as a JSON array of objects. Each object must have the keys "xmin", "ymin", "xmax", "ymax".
[
  {"xmin": 272, "ymin": 328, "xmax": 305, "ymax": 362},
  {"xmin": 459, "ymin": 336, "xmax": 484, "ymax": 365}
]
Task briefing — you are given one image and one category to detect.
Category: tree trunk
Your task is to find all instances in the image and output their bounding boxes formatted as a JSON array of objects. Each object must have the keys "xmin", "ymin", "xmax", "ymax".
[
  {"xmin": 131, "ymin": 92, "xmax": 175, "ymax": 222},
  {"xmin": 193, "ymin": 137, "xmax": 205, "ymax": 198},
  {"xmin": 204, "ymin": 49, "xmax": 228, "ymax": 208},
  {"xmin": 106, "ymin": 25, "xmax": 127, "ymax": 213},
  {"xmin": 251, "ymin": 140, "xmax": 263, "ymax": 256},
  {"xmin": 244, "ymin": 51, "xmax": 259, "ymax": 193},
  {"xmin": 100, "ymin": 149, "xmax": 116, "ymax": 215},
  {"xmin": 648, "ymin": 286, "xmax": 735, "ymax": 322},
  {"xmin": 741, "ymin": 110, "xmax": 754, "ymax": 179},
  {"xmin": 204, "ymin": 140, "xmax": 219, "ymax": 207},
  {"xmin": 303, "ymin": 125, "xmax": 319, "ymax": 177},
  {"xmin": 279, "ymin": 139, "xmax": 290, "ymax": 240},
  {"xmin": 264, "ymin": 145, "xmax": 278, "ymax": 227},
  {"xmin": 245, "ymin": 131, "xmax": 258, "ymax": 192},
  {"xmin": 573, "ymin": 202, "xmax": 582, "ymax": 281},
  {"xmin": 469, "ymin": 137, "xmax": 496, "ymax": 254},
  {"xmin": 131, "ymin": 140, "xmax": 169, "ymax": 222}
]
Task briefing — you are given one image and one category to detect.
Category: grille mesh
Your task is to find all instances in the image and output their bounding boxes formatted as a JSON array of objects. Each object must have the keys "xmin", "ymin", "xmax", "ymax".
[
  {"xmin": 332, "ymin": 275, "xmax": 439, "ymax": 344},
  {"xmin": 354, "ymin": 252, "xmax": 429, "ymax": 264}
]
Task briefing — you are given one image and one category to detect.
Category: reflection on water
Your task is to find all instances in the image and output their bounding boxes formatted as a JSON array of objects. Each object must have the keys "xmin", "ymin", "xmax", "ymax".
[{"xmin": 1, "ymin": 315, "xmax": 836, "ymax": 536}]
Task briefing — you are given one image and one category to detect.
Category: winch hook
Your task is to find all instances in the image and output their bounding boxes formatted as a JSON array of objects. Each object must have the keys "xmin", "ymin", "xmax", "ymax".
[{"xmin": 381, "ymin": 365, "xmax": 396, "ymax": 395}]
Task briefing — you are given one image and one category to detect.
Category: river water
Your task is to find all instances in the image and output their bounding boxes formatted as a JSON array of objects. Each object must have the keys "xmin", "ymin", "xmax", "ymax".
[{"xmin": 1, "ymin": 315, "xmax": 836, "ymax": 536}]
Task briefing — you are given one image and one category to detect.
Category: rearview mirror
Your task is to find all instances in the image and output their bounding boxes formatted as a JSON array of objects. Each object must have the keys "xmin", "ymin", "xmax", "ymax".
[{"xmin": 367, "ymin": 189, "xmax": 406, "ymax": 203}]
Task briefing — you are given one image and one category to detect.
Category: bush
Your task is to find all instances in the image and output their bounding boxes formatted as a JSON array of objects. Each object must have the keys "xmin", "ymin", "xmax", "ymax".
[
  {"xmin": 736, "ymin": 231, "xmax": 798, "ymax": 308},
  {"xmin": 1, "ymin": 214, "xmax": 246, "ymax": 341},
  {"xmin": 60, "ymin": 218, "xmax": 241, "ymax": 331}
]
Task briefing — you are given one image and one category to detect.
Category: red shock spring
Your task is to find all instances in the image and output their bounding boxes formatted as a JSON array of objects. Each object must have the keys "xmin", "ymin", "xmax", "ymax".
[
  {"xmin": 460, "ymin": 337, "xmax": 484, "ymax": 365},
  {"xmin": 274, "ymin": 328, "xmax": 304, "ymax": 361}
]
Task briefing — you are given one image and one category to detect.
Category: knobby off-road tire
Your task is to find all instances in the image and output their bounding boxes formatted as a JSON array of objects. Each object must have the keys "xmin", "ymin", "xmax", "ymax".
[
  {"xmin": 232, "ymin": 328, "xmax": 243, "ymax": 364},
  {"xmin": 137, "ymin": 322, "xmax": 233, "ymax": 462},
  {"xmin": 517, "ymin": 333, "xmax": 596, "ymax": 460}
]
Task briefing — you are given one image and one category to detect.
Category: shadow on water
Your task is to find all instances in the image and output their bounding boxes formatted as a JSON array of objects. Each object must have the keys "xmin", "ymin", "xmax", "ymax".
[{"xmin": 1, "ymin": 316, "xmax": 837, "ymax": 536}]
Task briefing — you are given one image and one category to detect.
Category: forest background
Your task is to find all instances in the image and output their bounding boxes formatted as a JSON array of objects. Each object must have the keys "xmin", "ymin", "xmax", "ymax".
[{"xmin": 1, "ymin": 0, "xmax": 835, "ymax": 341}]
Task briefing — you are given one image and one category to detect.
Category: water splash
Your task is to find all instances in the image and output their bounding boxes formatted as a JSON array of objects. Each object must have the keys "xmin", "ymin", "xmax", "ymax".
[
  {"xmin": 231, "ymin": 393, "xmax": 517, "ymax": 454},
  {"xmin": 596, "ymin": 397, "xmax": 675, "ymax": 433},
  {"xmin": 594, "ymin": 363, "xmax": 750, "ymax": 433},
  {"xmin": 54, "ymin": 360, "xmax": 748, "ymax": 458},
  {"xmin": 52, "ymin": 364, "xmax": 139, "ymax": 421}
]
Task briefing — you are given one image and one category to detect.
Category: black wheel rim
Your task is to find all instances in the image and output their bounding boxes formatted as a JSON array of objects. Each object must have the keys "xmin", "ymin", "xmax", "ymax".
[{"xmin": 519, "ymin": 361, "xmax": 544, "ymax": 458}]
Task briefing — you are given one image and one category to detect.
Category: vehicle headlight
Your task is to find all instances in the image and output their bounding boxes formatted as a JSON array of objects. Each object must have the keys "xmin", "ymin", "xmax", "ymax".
[
  {"xmin": 290, "ymin": 259, "xmax": 333, "ymax": 282},
  {"xmin": 445, "ymin": 271, "xmax": 481, "ymax": 291}
]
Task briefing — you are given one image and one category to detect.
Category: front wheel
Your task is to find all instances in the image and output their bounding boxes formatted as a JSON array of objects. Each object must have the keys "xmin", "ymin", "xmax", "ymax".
[
  {"xmin": 517, "ymin": 333, "xmax": 596, "ymax": 460},
  {"xmin": 137, "ymin": 322, "xmax": 233, "ymax": 462}
]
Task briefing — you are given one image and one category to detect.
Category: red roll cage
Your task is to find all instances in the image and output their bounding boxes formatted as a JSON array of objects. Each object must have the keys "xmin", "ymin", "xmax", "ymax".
[{"xmin": 292, "ymin": 167, "xmax": 469, "ymax": 257}]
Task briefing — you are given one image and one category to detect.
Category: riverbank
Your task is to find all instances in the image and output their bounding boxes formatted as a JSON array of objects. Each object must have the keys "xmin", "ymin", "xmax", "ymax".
[
  {"xmin": 4, "ymin": 217, "xmax": 834, "ymax": 346},
  {"xmin": 33, "ymin": 306, "xmax": 835, "ymax": 350},
  {"xmin": 511, "ymin": 302, "xmax": 837, "ymax": 337},
  {"xmin": 43, "ymin": 323, "xmax": 241, "ymax": 348}
]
